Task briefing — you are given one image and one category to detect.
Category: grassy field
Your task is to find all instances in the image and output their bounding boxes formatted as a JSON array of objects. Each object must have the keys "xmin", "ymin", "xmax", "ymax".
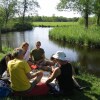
[{"xmin": 32, "ymin": 22, "xmax": 78, "ymax": 27}]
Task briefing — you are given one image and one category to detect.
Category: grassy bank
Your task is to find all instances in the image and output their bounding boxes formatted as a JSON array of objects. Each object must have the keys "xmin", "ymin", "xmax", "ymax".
[
  {"xmin": 49, "ymin": 25, "xmax": 100, "ymax": 48},
  {"xmin": 0, "ymin": 47, "xmax": 13, "ymax": 59},
  {"xmin": 0, "ymin": 47, "xmax": 100, "ymax": 100}
]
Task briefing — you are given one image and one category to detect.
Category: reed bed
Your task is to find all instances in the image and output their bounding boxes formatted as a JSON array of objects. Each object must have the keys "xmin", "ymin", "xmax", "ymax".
[{"xmin": 49, "ymin": 26, "xmax": 100, "ymax": 48}]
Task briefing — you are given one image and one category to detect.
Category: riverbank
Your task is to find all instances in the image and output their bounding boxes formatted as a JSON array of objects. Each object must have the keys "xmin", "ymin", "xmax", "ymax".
[
  {"xmin": 49, "ymin": 25, "xmax": 100, "ymax": 48},
  {"xmin": 0, "ymin": 47, "xmax": 100, "ymax": 100}
]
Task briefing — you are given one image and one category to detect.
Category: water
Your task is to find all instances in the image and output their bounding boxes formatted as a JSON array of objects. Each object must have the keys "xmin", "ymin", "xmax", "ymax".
[{"xmin": 1, "ymin": 27, "xmax": 100, "ymax": 77}]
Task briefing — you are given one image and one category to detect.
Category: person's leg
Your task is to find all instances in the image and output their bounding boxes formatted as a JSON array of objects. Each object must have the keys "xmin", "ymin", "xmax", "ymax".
[
  {"xmin": 72, "ymin": 76, "xmax": 81, "ymax": 88},
  {"xmin": 72, "ymin": 76, "xmax": 88, "ymax": 91}
]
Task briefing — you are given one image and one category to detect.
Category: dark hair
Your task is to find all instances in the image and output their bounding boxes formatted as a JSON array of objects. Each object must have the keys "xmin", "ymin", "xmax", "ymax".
[
  {"xmin": 50, "ymin": 54, "xmax": 55, "ymax": 61},
  {"xmin": 12, "ymin": 49, "xmax": 25, "ymax": 58},
  {"xmin": 36, "ymin": 41, "xmax": 41, "ymax": 45},
  {"xmin": 6, "ymin": 53, "xmax": 13, "ymax": 60}
]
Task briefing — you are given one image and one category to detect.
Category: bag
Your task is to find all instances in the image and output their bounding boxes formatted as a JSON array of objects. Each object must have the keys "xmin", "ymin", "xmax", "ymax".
[{"xmin": 0, "ymin": 80, "xmax": 12, "ymax": 97}]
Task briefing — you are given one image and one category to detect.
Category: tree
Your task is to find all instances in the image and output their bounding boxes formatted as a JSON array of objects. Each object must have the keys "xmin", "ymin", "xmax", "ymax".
[
  {"xmin": 0, "ymin": 0, "xmax": 17, "ymax": 27},
  {"xmin": 57, "ymin": 0, "xmax": 94, "ymax": 28},
  {"xmin": 16, "ymin": 0, "xmax": 40, "ymax": 24},
  {"xmin": 0, "ymin": 7, "xmax": 5, "ymax": 52},
  {"xmin": 93, "ymin": 0, "xmax": 100, "ymax": 25}
]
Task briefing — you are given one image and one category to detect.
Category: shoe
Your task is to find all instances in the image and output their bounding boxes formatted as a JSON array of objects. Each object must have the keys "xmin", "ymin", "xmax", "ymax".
[{"xmin": 77, "ymin": 86, "xmax": 89, "ymax": 91}]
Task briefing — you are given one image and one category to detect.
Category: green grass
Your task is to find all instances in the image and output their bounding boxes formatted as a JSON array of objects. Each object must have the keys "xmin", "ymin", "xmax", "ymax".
[
  {"xmin": 32, "ymin": 22, "xmax": 78, "ymax": 27},
  {"xmin": 49, "ymin": 25, "xmax": 100, "ymax": 48},
  {"xmin": 0, "ymin": 47, "xmax": 13, "ymax": 59}
]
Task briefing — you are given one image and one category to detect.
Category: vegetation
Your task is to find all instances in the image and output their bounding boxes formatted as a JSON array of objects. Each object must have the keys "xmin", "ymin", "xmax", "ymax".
[
  {"xmin": 32, "ymin": 22, "xmax": 78, "ymax": 27},
  {"xmin": 49, "ymin": 25, "xmax": 100, "ymax": 48},
  {"xmin": 30, "ymin": 16, "xmax": 79, "ymax": 22},
  {"xmin": 0, "ymin": 47, "xmax": 12, "ymax": 58},
  {"xmin": 0, "ymin": 0, "xmax": 100, "ymax": 51},
  {"xmin": 16, "ymin": 0, "xmax": 39, "ymax": 25},
  {"xmin": 57, "ymin": 0, "xmax": 100, "ymax": 28}
]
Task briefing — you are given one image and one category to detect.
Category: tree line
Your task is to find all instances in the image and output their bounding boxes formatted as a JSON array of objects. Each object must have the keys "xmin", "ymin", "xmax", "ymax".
[{"xmin": 20, "ymin": 16, "xmax": 79, "ymax": 22}]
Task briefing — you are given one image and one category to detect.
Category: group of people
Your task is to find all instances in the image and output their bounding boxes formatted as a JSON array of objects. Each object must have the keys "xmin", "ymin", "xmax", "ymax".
[{"xmin": 0, "ymin": 41, "xmax": 84, "ymax": 96}]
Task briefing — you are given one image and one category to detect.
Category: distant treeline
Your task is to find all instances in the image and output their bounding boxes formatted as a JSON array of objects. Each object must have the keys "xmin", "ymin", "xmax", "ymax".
[{"xmin": 14, "ymin": 16, "xmax": 79, "ymax": 22}]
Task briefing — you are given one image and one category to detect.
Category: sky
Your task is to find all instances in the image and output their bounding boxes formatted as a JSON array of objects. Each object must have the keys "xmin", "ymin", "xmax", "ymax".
[{"xmin": 36, "ymin": 0, "xmax": 81, "ymax": 18}]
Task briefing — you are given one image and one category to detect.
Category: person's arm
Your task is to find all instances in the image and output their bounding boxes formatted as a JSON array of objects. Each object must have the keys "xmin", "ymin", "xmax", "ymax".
[
  {"xmin": 45, "ymin": 67, "xmax": 61, "ymax": 84},
  {"xmin": 26, "ymin": 70, "xmax": 43, "ymax": 85},
  {"xmin": 26, "ymin": 70, "xmax": 43, "ymax": 79}
]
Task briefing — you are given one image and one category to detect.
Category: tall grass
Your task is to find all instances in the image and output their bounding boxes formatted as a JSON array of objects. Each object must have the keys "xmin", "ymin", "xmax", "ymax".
[
  {"xmin": 0, "ymin": 47, "xmax": 13, "ymax": 59},
  {"xmin": 49, "ymin": 25, "xmax": 100, "ymax": 48}
]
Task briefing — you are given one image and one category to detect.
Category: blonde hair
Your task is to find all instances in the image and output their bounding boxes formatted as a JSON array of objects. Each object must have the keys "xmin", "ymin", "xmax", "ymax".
[{"xmin": 21, "ymin": 42, "xmax": 29, "ymax": 48}]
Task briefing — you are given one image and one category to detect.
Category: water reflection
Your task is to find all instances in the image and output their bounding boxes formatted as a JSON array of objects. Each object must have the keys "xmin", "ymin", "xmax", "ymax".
[
  {"xmin": 1, "ymin": 27, "xmax": 100, "ymax": 77},
  {"xmin": 51, "ymin": 38, "xmax": 100, "ymax": 77}
]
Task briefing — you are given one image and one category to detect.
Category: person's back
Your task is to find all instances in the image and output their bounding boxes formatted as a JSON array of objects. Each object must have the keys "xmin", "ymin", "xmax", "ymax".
[
  {"xmin": 7, "ymin": 49, "xmax": 49, "ymax": 96},
  {"xmin": 8, "ymin": 58, "xmax": 31, "ymax": 91},
  {"xmin": 56, "ymin": 62, "xmax": 74, "ymax": 93},
  {"xmin": 46, "ymin": 51, "xmax": 74, "ymax": 95}
]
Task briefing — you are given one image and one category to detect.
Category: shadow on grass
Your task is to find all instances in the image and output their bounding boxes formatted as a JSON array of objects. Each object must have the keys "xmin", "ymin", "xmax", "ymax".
[
  {"xmin": 1, "ymin": 93, "xmax": 92, "ymax": 100},
  {"xmin": 76, "ymin": 78, "xmax": 92, "ymax": 90},
  {"xmin": 90, "ymin": 93, "xmax": 100, "ymax": 100},
  {"xmin": 0, "ymin": 50, "xmax": 5, "ymax": 54},
  {"xmin": 0, "ymin": 78, "xmax": 93, "ymax": 100}
]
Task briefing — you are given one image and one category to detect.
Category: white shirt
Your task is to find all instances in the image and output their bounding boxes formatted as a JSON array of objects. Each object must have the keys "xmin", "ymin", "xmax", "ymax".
[{"xmin": 24, "ymin": 50, "xmax": 30, "ymax": 61}]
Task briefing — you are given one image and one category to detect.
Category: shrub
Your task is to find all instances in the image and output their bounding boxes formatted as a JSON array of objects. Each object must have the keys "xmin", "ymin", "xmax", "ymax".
[{"xmin": 13, "ymin": 22, "xmax": 33, "ymax": 31}]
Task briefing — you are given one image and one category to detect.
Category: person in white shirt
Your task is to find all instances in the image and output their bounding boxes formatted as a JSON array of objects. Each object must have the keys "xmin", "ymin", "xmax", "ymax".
[{"xmin": 20, "ymin": 42, "xmax": 33, "ymax": 66}]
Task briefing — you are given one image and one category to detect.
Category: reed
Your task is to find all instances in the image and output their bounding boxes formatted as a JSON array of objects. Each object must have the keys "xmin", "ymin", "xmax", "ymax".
[{"xmin": 49, "ymin": 25, "xmax": 100, "ymax": 48}]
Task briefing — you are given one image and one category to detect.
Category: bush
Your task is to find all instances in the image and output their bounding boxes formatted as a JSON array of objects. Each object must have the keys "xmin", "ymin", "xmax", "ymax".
[{"xmin": 13, "ymin": 22, "xmax": 33, "ymax": 31}]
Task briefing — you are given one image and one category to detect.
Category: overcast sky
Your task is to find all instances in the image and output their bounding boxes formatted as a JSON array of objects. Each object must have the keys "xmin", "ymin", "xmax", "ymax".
[{"xmin": 36, "ymin": 0, "xmax": 81, "ymax": 18}]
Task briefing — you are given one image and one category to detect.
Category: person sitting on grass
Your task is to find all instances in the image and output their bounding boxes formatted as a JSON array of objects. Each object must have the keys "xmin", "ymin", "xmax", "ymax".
[
  {"xmin": 49, "ymin": 52, "xmax": 86, "ymax": 92},
  {"xmin": 19, "ymin": 42, "xmax": 33, "ymax": 66},
  {"xmin": 0, "ymin": 53, "xmax": 13, "ymax": 79},
  {"xmin": 30, "ymin": 41, "xmax": 52, "ymax": 71},
  {"xmin": 7, "ymin": 48, "xmax": 49, "ymax": 96},
  {"xmin": 45, "ymin": 51, "xmax": 74, "ymax": 95}
]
